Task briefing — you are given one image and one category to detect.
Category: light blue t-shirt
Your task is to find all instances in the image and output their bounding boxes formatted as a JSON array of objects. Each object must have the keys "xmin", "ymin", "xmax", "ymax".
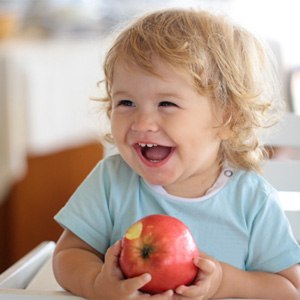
[{"xmin": 54, "ymin": 154, "xmax": 300, "ymax": 273}]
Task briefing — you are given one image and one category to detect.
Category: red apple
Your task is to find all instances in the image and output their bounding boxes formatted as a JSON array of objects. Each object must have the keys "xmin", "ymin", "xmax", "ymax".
[{"xmin": 119, "ymin": 214, "xmax": 200, "ymax": 294}]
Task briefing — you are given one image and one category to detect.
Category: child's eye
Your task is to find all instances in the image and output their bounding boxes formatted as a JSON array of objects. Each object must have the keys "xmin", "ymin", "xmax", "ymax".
[
  {"xmin": 118, "ymin": 100, "xmax": 135, "ymax": 107},
  {"xmin": 159, "ymin": 101, "xmax": 178, "ymax": 107}
]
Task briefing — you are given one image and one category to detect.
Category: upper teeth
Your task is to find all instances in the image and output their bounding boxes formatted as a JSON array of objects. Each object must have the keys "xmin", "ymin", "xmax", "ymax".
[{"xmin": 138, "ymin": 143, "xmax": 157, "ymax": 147}]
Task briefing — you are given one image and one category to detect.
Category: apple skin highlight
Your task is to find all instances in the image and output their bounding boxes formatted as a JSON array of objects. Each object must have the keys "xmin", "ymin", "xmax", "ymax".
[{"xmin": 119, "ymin": 214, "xmax": 200, "ymax": 294}]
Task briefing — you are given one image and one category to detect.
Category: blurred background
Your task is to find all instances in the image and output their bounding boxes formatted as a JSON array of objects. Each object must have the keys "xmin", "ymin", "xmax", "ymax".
[{"xmin": 1, "ymin": 0, "xmax": 300, "ymax": 272}]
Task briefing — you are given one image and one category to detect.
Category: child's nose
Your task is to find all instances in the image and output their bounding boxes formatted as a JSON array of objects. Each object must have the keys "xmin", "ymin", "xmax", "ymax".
[{"xmin": 131, "ymin": 112, "xmax": 158, "ymax": 132}]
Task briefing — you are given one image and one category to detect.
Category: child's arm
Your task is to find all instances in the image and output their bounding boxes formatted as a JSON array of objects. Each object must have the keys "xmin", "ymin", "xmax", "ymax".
[
  {"xmin": 216, "ymin": 261, "xmax": 300, "ymax": 299},
  {"xmin": 174, "ymin": 253, "xmax": 300, "ymax": 299},
  {"xmin": 52, "ymin": 229, "xmax": 173, "ymax": 300}
]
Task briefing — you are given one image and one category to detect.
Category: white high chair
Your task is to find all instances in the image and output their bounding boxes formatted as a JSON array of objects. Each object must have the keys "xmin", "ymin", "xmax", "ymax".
[
  {"xmin": 0, "ymin": 241, "xmax": 84, "ymax": 299},
  {"xmin": 0, "ymin": 241, "xmax": 55, "ymax": 290},
  {"xmin": 262, "ymin": 112, "xmax": 300, "ymax": 242}
]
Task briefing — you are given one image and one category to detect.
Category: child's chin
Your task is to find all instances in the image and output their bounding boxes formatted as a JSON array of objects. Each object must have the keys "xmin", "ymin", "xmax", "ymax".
[{"xmin": 144, "ymin": 175, "xmax": 173, "ymax": 187}]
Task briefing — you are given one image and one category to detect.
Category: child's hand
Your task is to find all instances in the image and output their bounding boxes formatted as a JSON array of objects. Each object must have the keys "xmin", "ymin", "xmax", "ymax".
[
  {"xmin": 172, "ymin": 253, "xmax": 223, "ymax": 300},
  {"xmin": 92, "ymin": 240, "xmax": 173, "ymax": 300}
]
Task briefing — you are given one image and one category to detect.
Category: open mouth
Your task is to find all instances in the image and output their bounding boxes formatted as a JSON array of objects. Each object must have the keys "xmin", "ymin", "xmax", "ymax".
[{"xmin": 134, "ymin": 143, "xmax": 174, "ymax": 165}]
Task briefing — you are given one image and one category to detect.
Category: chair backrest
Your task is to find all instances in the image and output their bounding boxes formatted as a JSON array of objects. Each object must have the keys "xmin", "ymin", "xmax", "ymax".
[
  {"xmin": 262, "ymin": 112, "xmax": 300, "ymax": 242},
  {"xmin": 263, "ymin": 160, "xmax": 300, "ymax": 192},
  {"xmin": 263, "ymin": 112, "xmax": 300, "ymax": 191},
  {"xmin": 0, "ymin": 241, "xmax": 55, "ymax": 289},
  {"xmin": 264, "ymin": 112, "xmax": 300, "ymax": 148}
]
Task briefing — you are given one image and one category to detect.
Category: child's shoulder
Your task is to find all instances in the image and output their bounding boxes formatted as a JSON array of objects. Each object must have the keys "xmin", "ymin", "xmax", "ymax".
[
  {"xmin": 234, "ymin": 168, "xmax": 274, "ymax": 189},
  {"xmin": 226, "ymin": 167, "xmax": 278, "ymax": 202}
]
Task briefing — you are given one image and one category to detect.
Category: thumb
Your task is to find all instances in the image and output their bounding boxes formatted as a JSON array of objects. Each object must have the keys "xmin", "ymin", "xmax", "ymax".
[
  {"xmin": 105, "ymin": 240, "xmax": 121, "ymax": 261},
  {"xmin": 193, "ymin": 255, "xmax": 216, "ymax": 275},
  {"xmin": 103, "ymin": 240, "xmax": 123, "ymax": 276}
]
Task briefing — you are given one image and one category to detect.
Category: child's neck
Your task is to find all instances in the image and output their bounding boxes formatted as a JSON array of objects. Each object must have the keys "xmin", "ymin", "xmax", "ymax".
[{"xmin": 163, "ymin": 164, "xmax": 222, "ymax": 199}]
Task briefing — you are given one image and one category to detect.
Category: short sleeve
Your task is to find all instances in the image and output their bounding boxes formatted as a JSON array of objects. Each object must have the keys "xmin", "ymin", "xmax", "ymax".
[
  {"xmin": 54, "ymin": 160, "xmax": 113, "ymax": 254},
  {"xmin": 246, "ymin": 191, "xmax": 300, "ymax": 272}
]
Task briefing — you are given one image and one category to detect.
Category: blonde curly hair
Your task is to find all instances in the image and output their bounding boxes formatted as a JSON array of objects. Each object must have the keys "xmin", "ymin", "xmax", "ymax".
[{"xmin": 100, "ymin": 8, "xmax": 283, "ymax": 172}]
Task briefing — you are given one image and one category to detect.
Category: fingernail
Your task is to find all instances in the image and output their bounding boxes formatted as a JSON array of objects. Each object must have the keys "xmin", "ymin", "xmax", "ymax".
[
  {"xmin": 193, "ymin": 256, "xmax": 201, "ymax": 264},
  {"xmin": 143, "ymin": 273, "xmax": 152, "ymax": 282}
]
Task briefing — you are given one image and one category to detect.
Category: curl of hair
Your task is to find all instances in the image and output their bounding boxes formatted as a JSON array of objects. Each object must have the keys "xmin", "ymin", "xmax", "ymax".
[{"xmin": 100, "ymin": 8, "xmax": 284, "ymax": 172}]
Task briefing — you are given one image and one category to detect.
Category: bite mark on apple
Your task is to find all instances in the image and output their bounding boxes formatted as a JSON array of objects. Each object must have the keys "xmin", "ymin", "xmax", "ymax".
[{"xmin": 125, "ymin": 221, "xmax": 143, "ymax": 240}]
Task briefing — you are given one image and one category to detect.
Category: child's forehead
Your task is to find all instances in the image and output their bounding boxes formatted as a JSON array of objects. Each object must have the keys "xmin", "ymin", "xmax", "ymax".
[{"xmin": 112, "ymin": 55, "xmax": 192, "ymax": 82}]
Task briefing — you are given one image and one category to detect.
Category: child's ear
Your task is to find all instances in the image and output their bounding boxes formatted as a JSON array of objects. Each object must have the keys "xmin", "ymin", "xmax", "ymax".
[
  {"xmin": 216, "ymin": 109, "xmax": 233, "ymax": 140},
  {"xmin": 218, "ymin": 126, "xmax": 232, "ymax": 141}
]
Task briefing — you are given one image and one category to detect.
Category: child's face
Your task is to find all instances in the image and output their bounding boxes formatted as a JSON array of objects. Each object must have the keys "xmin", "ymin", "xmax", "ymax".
[{"xmin": 110, "ymin": 57, "xmax": 227, "ymax": 198}]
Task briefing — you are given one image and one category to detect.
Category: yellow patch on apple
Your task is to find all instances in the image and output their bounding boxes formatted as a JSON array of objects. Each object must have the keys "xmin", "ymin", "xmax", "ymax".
[{"xmin": 125, "ymin": 221, "xmax": 143, "ymax": 240}]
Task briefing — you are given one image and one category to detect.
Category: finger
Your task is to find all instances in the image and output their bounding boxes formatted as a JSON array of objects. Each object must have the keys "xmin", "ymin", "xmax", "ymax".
[
  {"xmin": 109, "ymin": 240, "xmax": 122, "ymax": 256},
  {"xmin": 175, "ymin": 284, "xmax": 205, "ymax": 298},
  {"xmin": 173, "ymin": 257, "xmax": 216, "ymax": 298},
  {"xmin": 194, "ymin": 257, "xmax": 215, "ymax": 275},
  {"xmin": 151, "ymin": 289, "xmax": 173, "ymax": 298},
  {"xmin": 198, "ymin": 251, "xmax": 215, "ymax": 262},
  {"xmin": 142, "ymin": 289, "xmax": 173, "ymax": 299},
  {"xmin": 104, "ymin": 240, "xmax": 121, "ymax": 264},
  {"xmin": 102, "ymin": 241, "xmax": 123, "ymax": 277},
  {"xmin": 121, "ymin": 273, "xmax": 152, "ymax": 293}
]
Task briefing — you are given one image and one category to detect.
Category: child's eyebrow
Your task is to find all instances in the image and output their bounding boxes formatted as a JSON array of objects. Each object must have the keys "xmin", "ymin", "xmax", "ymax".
[
  {"xmin": 156, "ymin": 92, "xmax": 182, "ymax": 99},
  {"xmin": 111, "ymin": 90, "xmax": 132, "ymax": 98},
  {"xmin": 112, "ymin": 90, "xmax": 183, "ymax": 100}
]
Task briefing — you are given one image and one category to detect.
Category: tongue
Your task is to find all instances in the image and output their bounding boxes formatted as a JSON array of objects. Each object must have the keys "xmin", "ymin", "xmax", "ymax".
[{"xmin": 143, "ymin": 146, "xmax": 171, "ymax": 161}]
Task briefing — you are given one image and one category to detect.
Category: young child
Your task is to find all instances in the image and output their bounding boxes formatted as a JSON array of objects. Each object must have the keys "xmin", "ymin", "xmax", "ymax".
[{"xmin": 53, "ymin": 8, "xmax": 300, "ymax": 300}]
